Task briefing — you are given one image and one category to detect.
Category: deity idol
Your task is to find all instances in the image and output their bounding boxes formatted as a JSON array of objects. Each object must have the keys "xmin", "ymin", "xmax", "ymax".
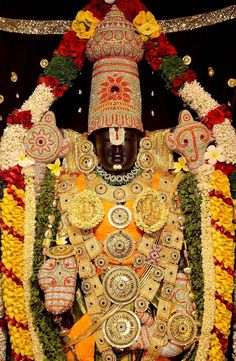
[{"xmin": 0, "ymin": 2, "xmax": 235, "ymax": 361}]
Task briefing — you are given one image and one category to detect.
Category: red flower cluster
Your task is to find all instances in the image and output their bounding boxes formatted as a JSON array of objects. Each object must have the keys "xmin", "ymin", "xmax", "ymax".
[
  {"xmin": 145, "ymin": 34, "xmax": 177, "ymax": 71},
  {"xmin": 85, "ymin": 0, "xmax": 146, "ymax": 21},
  {"xmin": 7, "ymin": 110, "xmax": 33, "ymax": 129},
  {"xmin": 38, "ymin": 76, "xmax": 68, "ymax": 97},
  {"xmin": 55, "ymin": 31, "xmax": 87, "ymax": 70},
  {"xmin": 215, "ymin": 161, "xmax": 235, "ymax": 175},
  {"xmin": 201, "ymin": 104, "xmax": 232, "ymax": 130},
  {"xmin": 172, "ymin": 68, "xmax": 196, "ymax": 95},
  {"xmin": 0, "ymin": 165, "xmax": 25, "ymax": 189}
]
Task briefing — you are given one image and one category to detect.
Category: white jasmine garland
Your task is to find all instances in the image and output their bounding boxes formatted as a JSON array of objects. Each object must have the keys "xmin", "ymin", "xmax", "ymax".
[
  {"xmin": 178, "ymin": 80, "xmax": 219, "ymax": 118},
  {"xmin": 195, "ymin": 164, "xmax": 215, "ymax": 361},
  {"xmin": 21, "ymin": 83, "xmax": 56, "ymax": 122},
  {"xmin": 0, "ymin": 124, "xmax": 27, "ymax": 169},
  {"xmin": 23, "ymin": 168, "xmax": 45, "ymax": 361},
  {"xmin": 212, "ymin": 119, "xmax": 236, "ymax": 164}
]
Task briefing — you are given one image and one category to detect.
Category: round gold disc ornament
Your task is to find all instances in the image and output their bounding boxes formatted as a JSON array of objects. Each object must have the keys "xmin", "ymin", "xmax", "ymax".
[
  {"xmin": 103, "ymin": 266, "xmax": 140, "ymax": 305},
  {"xmin": 167, "ymin": 313, "xmax": 197, "ymax": 347},
  {"xmin": 68, "ymin": 190, "xmax": 105, "ymax": 230},
  {"xmin": 79, "ymin": 140, "xmax": 94, "ymax": 153},
  {"xmin": 103, "ymin": 310, "xmax": 141, "ymax": 349},
  {"xmin": 134, "ymin": 188, "xmax": 169, "ymax": 234},
  {"xmin": 104, "ymin": 230, "xmax": 135, "ymax": 261},
  {"xmin": 46, "ymin": 245, "xmax": 76, "ymax": 259},
  {"xmin": 77, "ymin": 153, "xmax": 97, "ymax": 174},
  {"xmin": 108, "ymin": 205, "xmax": 132, "ymax": 229},
  {"xmin": 136, "ymin": 151, "xmax": 155, "ymax": 170}
]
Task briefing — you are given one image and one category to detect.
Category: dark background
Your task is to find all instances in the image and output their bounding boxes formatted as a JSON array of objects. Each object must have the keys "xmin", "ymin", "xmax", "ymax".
[{"xmin": 0, "ymin": 0, "xmax": 235, "ymax": 136}]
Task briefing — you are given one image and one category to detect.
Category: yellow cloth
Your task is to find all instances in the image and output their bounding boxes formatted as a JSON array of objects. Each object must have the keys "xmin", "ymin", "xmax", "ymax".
[{"xmin": 66, "ymin": 314, "xmax": 95, "ymax": 361}]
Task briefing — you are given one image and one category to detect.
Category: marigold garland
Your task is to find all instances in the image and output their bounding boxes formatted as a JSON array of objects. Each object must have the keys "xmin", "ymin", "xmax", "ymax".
[
  {"xmin": 0, "ymin": 183, "xmax": 34, "ymax": 359},
  {"xmin": 208, "ymin": 170, "xmax": 235, "ymax": 361}
]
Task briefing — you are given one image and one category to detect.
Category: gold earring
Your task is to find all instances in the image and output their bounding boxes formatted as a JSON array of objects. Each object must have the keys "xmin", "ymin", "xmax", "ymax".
[{"xmin": 76, "ymin": 140, "xmax": 98, "ymax": 174}]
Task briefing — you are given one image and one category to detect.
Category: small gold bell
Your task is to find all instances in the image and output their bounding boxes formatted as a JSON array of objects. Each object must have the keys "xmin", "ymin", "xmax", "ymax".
[
  {"xmin": 184, "ymin": 267, "xmax": 192, "ymax": 276},
  {"xmin": 48, "ymin": 214, "xmax": 56, "ymax": 224},
  {"xmin": 44, "ymin": 229, "xmax": 53, "ymax": 239}
]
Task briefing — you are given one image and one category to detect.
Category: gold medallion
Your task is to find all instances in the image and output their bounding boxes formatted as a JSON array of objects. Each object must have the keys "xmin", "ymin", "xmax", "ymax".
[
  {"xmin": 104, "ymin": 230, "xmax": 135, "ymax": 261},
  {"xmin": 103, "ymin": 266, "xmax": 139, "ymax": 305},
  {"xmin": 108, "ymin": 205, "xmax": 132, "ymax": 229},
  {"xmin": 167, "ymin": 313, "xmax": 197, "ymax": 346},
  {"xmin": 68, "ymin": 190, "xmax": 104, "ymax": 230},
  {"xmin": 134, "ymin": 188, "xmax": 169, "ymax": 234},
  {"xmin": 103, "ymin": 310, "xmax": 141, "ymax": 348}
]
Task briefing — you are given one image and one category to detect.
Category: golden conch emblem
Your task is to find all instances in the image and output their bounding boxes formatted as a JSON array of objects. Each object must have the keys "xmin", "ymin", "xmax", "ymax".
[
  {"xmin": 134, "ymin": 187, "xmax": 169, "ymax": 234},
  {"xmin": 68, "ymin": 190, "xmax": 104, "ymax": 230}
]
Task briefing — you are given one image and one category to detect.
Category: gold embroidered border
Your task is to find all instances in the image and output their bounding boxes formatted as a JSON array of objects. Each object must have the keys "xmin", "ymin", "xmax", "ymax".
[{"xmin": 0, "ymin": 5, "xmax": 235, "ymax": 35}]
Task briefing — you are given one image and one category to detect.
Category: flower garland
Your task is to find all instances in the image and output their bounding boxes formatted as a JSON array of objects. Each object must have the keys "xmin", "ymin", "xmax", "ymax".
[
  {"xmin": 208, "ymin": 170, "xmax": 235, "ymax": 361},
  {"xmin": 195, "ymin": 164, "xmax": 215, "ymax": 361},
  {"xmin": 0, "ymin": 273, "xmax": 7, "ymax": 361},
  {"xmin": 0, "ymin": 179, "xmax": 7, "ymax": 361},
  {"xmin": 0, "ymin": 2, "xmax": 235, "ymax": 360},
  {"xmin": 177, "ymin": 172, "xmax": 204, "ymax": 361},
  {"xmin": 30, "ymin": 169, "xmax": 66, "ymax": 361},
  {"xmin": 0, "ymin": 174, "xmax": 34, "ymax": 359},
  {"xmin": 23, "ymin": 167, "xmax": 45, "ymax": 361},
  {"xmin": 177, "ymin": 173, "xmax": 203, "ymax": 316},
  {"xmin": 1, "ymin": 0, "xmax": 234, "ymax": 169}
]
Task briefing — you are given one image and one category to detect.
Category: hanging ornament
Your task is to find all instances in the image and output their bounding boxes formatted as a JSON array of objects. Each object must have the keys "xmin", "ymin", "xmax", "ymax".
[
  {"xmin": 227, "ymin": 78, "xmax": 236, "ymax": 88},
  {"xmin": 182, "ymin": 55, "xmax": 192, "ymax": 65},
  {"xmin": 10, "ymin": 72, "xmax": 18, "ymax": 82},
  {"xmin": 0, "ymin": 95, "xmax": 4, "ymax": 104},
  {"xmin": 208, "ymin": 67, "xmax": 215, "ymax": 77},
  {"xmin": 40, "ymin": 59, "xmax": 49, "ymax": 68},
  {"xmin": 104, "ymin": 0, "xmax": 116, "ymax": 3}
]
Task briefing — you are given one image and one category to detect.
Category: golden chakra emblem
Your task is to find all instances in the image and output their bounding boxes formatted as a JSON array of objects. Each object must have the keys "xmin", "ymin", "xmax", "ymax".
[
  {"xmin": 108, "ymin": 205, "xmax": 132, "ymax": 228},
  {"xmin": 103, "ymin": 310, "xmax": 141, "ymax": 349},
  {"xmin": 134, "ymin": 187, "xmax": 169, "ymax": 234},
  {"xmin": 167, "ymin": 312, "xmax": 197, "ymax": 346},
  {"xmin": 68, "ymin": 190, "xmax": 104, "ymax": 230},
  {"xmin": 104, "ymin": 230, "xmax": 135, "ymax": 261},
  {"xmin": 103, "ymin": 266, "xmax": 140, "ymax": 305}
]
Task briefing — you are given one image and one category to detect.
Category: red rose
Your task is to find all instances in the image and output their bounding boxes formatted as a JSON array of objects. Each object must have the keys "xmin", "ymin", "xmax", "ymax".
[
  {"xmin": 215, "ymin": 162, "xmax": 235, "ymax": 175},
  {"xmin": 7, "ymin": 109, "xmax": 33, "ymax": 129},
  {"xmin": 182, "ymin": 69, "xmax": 196, "ymax": 83},
  {"xmin": 145, "ymin": 48, "xmax": 157, "ymax": 62},
  {"xmin": 156, "ymin": 34, "xmax": 177, "ymax": 57},
  {"xmin": 38, "ymin": 76, "xmax": 59, "ymax": 88},
  {"xmin": 202, "ymin": 107, "xmax": 226, "ymax": 129},
  {"xmin": 144, "ymin": 40, "xmax": 157, "ymax": 51},
  {"xmin": 57, "ymin": 31, "xmax": 87, "ymax": 61},
  {"xmin": 172, "ymin": 69, "xmax": 196, "ymax": 90},
  {"xmin": 52, "ymin": 85, "xmax": 68, "ymax": 97},
  {"xmin": 218, "ymin": 104, "xmax": 232, "ymax": 121},
  {"xmin": 118, "ymin": 0, "xmax": 147, "ymax": 21},
  {"xmin": 150, "ymin": 56, "xmax": 163, "ymax": 71}
]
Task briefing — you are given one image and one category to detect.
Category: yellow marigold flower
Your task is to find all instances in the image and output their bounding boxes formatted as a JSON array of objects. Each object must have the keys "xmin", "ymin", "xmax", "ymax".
[
  {"xmin": 133, "ymin": 11, "xmax": 161, "ymax": 42},
  {"xmin": 71, "ymin": 10, "xmax": 100, "ymax": 39}
]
